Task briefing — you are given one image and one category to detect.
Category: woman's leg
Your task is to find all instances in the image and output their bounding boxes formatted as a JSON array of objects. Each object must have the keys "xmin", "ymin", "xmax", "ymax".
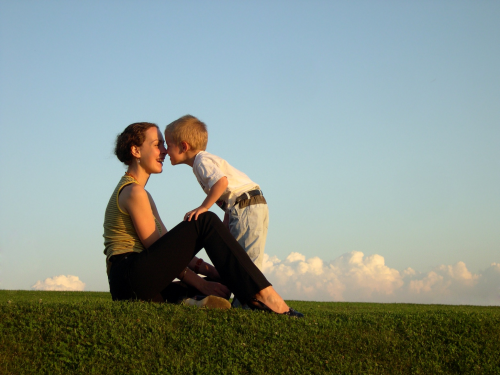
[
  {"xmin": 160, "ymin": 282, "xmax": 194, "ymax": 303},
  {"xmin": 160, "ymin": 278, "xmax": 227, "ymax": 304},
  {"xmin": 127, "ymin": 212, "xmax": 271, "ymax": 302},
  {"xmin": 108, "ymin": 254, "xmax": 137, "ymax": 301}
]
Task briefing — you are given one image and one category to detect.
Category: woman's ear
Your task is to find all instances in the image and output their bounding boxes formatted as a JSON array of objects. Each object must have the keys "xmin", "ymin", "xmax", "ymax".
[{"xmin": 131, "ymin": 145, "xmax": 141, "ymax": 158}]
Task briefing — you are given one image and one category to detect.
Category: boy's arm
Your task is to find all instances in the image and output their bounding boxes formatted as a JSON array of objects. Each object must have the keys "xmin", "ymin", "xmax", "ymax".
[{"xmin": 184, "ymin": 177, "xmax": 228, "ymax": 221}]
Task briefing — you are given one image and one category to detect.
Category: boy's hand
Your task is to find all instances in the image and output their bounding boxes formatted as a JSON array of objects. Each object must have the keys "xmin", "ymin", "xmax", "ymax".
[
  {"xmin": 184, "ymin": 206, "xmax": 208, "ymax": 221},
  {"xmin": 185, "ymin": 177, "xmax": 228, "ymax": 222},
  {"xmin": 184, "ymin": 177, "xmax": 228, "ymax": 221}
]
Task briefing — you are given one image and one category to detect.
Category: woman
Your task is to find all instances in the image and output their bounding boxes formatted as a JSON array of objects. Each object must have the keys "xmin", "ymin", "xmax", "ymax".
[{"xmin": 103, "ymin": 122, "xmax": 302, "ymax": 317}]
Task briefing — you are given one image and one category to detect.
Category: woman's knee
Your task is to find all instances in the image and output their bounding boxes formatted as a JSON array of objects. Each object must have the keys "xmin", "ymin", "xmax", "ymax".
[
  {"xmin": 195, "ymin": 211, "xmax": 226, "ymax": 237},
  {"xmin": 200, "ymin": 211, "xmax": 219, "ymax": 223}
]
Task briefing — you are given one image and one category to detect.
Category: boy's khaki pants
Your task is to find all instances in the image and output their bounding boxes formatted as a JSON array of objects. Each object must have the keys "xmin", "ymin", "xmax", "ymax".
[{"xmin": 228, "ymin": 201, "xmax": 269, "ymax": 307}]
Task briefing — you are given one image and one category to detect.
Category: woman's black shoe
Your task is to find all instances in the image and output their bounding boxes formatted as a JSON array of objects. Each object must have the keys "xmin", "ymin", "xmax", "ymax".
[{"xmin": 249, "ymin": 298, "xmax": 304, "ymax": 318}]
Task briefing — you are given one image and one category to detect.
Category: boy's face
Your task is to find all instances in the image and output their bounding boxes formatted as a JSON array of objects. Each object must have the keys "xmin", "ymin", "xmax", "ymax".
[{"xmin": 164, "ymin": 132, "xmax": 185, "ymax": 165}]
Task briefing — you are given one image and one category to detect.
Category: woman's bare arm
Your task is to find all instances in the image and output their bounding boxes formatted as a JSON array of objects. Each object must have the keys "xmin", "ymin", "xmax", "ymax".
[
  {"xmin": 119, "ymin": 184, "xmax": 227, "ymax": 295},
  {"xmin": 187, "ymin": 257, "xmax": 221, "ymax": 280},
  {"xmin": 147, "ymin": 191, "xmax": 168, "ymax": 234},
  {"xmin": 180, "ymin": 267, "xmax": 230, "ymax": 299},
  {"xmin": 118, "ymin": 184, "xmax": 162, "ymax": 249}
]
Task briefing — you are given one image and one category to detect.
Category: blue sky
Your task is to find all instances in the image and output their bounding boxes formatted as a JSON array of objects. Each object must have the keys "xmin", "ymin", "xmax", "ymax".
[{"xmin": 1, "ymin": 1, "xmax": 499, "ymax": 304}]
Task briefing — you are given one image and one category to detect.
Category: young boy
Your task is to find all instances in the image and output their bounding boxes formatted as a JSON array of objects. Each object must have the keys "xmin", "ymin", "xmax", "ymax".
[{"xmin": 164, "ymin": 115, "xmax": 269, "ymax": 277}]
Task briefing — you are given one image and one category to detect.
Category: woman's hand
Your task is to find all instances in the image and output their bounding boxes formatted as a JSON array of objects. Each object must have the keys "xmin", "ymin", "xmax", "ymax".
[
  {"xmin": 198, "ymin": 280, "xmax": 231, "ymax": 299},
  {"xmin": 181, "ymin": 267, "xmax": 230, "ymax": 298}
]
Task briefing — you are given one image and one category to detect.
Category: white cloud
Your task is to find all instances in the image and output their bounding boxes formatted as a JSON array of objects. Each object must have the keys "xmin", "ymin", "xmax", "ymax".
[
  {"xmin": 263, "ymin": 252, "xmax": 500, "ymax": 305},
  {"xmin": 32, "ymin": 275, "xmax": 85, "ymax": 291}
]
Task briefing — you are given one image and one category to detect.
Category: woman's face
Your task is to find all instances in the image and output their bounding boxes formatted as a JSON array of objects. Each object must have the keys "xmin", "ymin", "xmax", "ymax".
[{"xmin": 137, "ymin": 127, "xmax": 167, "ymax": 174}]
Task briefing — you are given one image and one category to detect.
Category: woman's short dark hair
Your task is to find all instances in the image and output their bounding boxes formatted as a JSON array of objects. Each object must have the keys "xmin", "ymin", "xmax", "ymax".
[{"xmin": 115, "ymin": 122, "xmax": 158, "ymax": 165}]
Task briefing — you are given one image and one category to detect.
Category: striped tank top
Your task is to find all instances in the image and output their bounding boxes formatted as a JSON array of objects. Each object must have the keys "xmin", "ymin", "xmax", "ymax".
[{"xmin": 103, "ymin": 175, "xmax": 162, "ymax": 263}]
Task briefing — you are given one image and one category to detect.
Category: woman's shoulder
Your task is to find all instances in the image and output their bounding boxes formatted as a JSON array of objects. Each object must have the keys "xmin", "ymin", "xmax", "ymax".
[
  {"xmin": 118, "ymin": 182, "xmax": 150, "ymax": 213},
  {"xmin": 121, "ymin": 182, "xmax": 147, "ymax": 200}
]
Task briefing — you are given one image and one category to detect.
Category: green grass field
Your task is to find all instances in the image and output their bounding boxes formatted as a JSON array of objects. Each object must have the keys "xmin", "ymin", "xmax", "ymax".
[{"xmin": 1, "ymin": 290, "xmax": 499, "ymax": 374}]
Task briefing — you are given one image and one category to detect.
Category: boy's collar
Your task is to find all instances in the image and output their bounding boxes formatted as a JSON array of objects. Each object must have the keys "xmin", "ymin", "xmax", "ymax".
[{"xmin": 187, "ymin": 150, "xmax": 204, "ymax": 167}]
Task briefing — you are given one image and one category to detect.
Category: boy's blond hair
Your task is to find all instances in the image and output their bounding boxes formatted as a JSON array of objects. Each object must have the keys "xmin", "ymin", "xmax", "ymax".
[{"xmin": 165, "ymin": 115, "xmax": 208, "ymax": 151}]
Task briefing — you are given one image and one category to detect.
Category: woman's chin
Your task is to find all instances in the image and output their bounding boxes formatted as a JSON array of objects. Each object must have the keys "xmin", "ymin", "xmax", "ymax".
[{"xmin": 149, "ymin": 166, "xmax": 163, "ymax": 174}]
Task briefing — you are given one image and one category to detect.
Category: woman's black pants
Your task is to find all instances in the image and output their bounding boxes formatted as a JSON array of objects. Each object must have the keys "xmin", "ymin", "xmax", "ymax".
[{"xmin": 108, "ymin": 212, "xmax": 271, "ymax": 303}]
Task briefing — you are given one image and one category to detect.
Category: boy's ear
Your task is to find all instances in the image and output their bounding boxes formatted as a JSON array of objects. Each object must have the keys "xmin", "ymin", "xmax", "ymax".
[
  {"xmin": 180, "ymin": 141, "xmax": 190, "ymax": 153},
  {"xmin": 131, "ymin": 145, "xmax": 141, "ymax": 158}
]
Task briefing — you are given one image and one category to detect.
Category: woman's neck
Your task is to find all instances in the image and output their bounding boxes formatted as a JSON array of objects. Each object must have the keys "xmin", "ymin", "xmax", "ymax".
[{"xmin": 126, "ymin": 166, "xmax": 149, "ymax": 187}]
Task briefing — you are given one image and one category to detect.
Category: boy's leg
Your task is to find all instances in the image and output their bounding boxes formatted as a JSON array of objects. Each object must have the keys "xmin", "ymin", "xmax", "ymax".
[
  {"xmin": 229, "ymin": 202, "xmax": 269, "ymax": 308},
  {"xmin": 229, "ymin": 203, "xmax": 269, "ymax": 270}
]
